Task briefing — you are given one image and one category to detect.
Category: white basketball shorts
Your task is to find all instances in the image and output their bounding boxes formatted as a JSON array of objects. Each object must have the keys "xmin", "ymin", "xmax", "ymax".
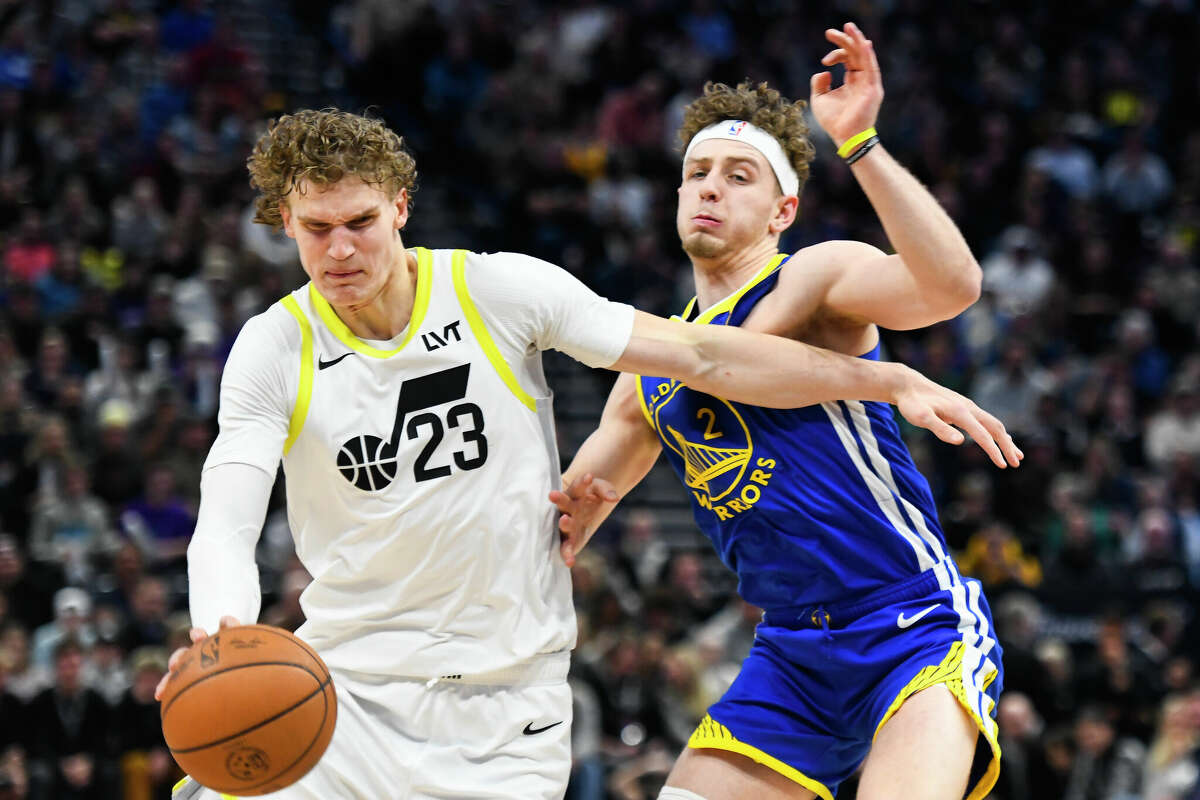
[{"xmin": 173, "ymin": 653, "xmax": 573, "ymax": 799}]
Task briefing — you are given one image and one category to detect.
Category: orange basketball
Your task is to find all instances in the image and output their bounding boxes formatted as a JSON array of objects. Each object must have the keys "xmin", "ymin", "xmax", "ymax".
[{"xmin": 159, "ymin": 624, "xmax": 337, "ymax": 796}]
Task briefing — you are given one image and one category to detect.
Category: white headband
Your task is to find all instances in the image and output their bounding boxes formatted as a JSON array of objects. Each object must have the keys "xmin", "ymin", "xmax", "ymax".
[{"xmin": 683, "ymin": 120, "xmax": 799, "ymax": 197}]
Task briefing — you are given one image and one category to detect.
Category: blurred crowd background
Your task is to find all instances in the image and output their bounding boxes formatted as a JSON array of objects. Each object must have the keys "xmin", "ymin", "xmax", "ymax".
[{"xmin": 0, "ymin": 0, "xmax": 1198, "ymax": 798}]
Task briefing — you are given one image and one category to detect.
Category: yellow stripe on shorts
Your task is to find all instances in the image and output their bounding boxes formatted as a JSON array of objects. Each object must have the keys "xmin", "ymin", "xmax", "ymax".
[
  {"xmin": 688, "ymin": 714, "xmax": 834, "ymax": 800},
  {"xmin": 874, "ymin": 640, "xmax": 1002, "ymax": 800}
]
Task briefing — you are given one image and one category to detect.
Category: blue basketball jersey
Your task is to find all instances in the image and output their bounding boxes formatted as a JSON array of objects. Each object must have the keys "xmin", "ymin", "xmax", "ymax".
[{"xmin": 636, "ymin": 254, "xmax": 954, "ymax": 612}]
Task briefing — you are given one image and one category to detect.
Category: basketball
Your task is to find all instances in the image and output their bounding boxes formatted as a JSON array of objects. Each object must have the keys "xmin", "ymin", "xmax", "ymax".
[{"xmin": 159, "ymin": 625, "xmax": 337, "ymax": 796}]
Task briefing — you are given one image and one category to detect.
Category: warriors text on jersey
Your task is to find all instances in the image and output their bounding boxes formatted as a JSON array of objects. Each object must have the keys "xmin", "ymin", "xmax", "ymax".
[
  {"xmin": 637, "ymin": 253, "xmax": 960, "ymax": 611},
  {"xmin": 199, "ymin": 248, "xmax": 634, "ymax": 678}
]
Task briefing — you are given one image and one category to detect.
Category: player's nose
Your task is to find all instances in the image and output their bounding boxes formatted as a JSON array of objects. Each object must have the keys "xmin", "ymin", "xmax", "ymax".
[
  {"xmin": 697, "ymin": 173, "xmax": 721, "ymax": 200},
  {"xmin": 328, "ymin": 229, "xmax": 356, "ymax": 260}
]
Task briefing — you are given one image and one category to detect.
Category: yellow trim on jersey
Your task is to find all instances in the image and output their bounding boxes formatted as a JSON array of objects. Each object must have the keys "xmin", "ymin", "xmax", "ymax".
[
  {"xmin": 170, "ymin": 776, "xmax": 238, "ymax": 800},
  {"xmin": 634, "ymin": 375, "xmax": 654, "ymax": 427},
  {"xmin": 637, "ymin": 253, "xmax": 788, "ymax": 432},
  {"xmin": 688, "ymin": 714, "xmax": 834, "ymax": 800},
  {"xmin": 451, "ymin": 248, "xmax": 537, "ymax": 412},
  {"xmin": 873, "ymin": 640, "xmax": 1002, "ymax": 800},
  {"xmin": 692, "ymin": 252, "xmax": 789, "ymax": 325},
  {"xmin": 281, "ymin": 294, "xmax": 314, "ymax": 455},
  {"xmin": 307, "ymin": 246, "xmax": 433, "ymax": 358}
]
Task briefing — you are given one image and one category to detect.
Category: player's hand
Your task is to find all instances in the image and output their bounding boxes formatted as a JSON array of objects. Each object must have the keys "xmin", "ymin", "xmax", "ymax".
[
  {"xmin": 549, "ymin": 473, "xmax": 618, "ymax": 567},
  {"xmin": 892, "ymin": 366, "xmax": 1023, "ymax": 469},
  {"xmin": 810, "ymin": 21, "xmax": 884, "ymax": 149},
  {"xmin": 155, "ymin": 615, "xmax": 241, "ymax": 702}
]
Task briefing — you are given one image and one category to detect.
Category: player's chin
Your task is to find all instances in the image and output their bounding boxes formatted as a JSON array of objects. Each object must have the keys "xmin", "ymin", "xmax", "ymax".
[
  {"xmin": 681, "ymin": 231, "xmax": 726, "ymax": 259},
  {"xmin": 319, "ymin": 279, "xmax": 367, "ymax": 303}
]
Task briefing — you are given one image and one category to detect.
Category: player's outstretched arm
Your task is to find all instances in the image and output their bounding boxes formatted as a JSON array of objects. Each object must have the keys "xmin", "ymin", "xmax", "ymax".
[
  {"xmin": 551, "ymin": 373, "xmax": 663, "ymax": 566},
  {"xmin": 610, "ymin": 311, "xmax": 1022, "ymax": 468},
  {"xmin": 809, "ymin": 22, "xmax": 982, "ymax": 329}
]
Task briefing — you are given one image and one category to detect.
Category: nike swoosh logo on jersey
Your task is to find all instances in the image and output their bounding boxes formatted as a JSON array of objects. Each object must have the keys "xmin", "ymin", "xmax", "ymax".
[
  {"xmin": 318, "ymin": 353, "xmax": 353, "ymax": 370},
  {"xmin": 522, "ymin": 720, "xmax": 564, "ymax": 736},
  {"xmin": 897, "ymin": 604, "xmax": 940, "ymax": 629}
]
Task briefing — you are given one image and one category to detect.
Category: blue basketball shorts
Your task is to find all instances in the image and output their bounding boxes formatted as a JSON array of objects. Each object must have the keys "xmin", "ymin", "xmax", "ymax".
[{"xmin": 689, "ymin": 560, "xmax": 1002, "ymax": 800}]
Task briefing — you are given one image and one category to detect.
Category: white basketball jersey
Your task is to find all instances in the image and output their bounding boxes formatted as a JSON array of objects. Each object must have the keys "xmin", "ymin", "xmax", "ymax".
[{"xmin": 199, "ymin": 247, "xmax": 634, "ymax": 679}]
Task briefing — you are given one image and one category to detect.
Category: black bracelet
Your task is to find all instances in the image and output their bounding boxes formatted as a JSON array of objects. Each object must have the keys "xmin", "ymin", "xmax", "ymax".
[{"xmin": 844, "ymin": 135, "xmax": 879, "ymax": 166}]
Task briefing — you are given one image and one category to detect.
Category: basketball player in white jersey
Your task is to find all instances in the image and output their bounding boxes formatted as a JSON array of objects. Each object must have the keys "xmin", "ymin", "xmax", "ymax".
[{"xmin": 157, "ymin": 109, "xmax": 1019, "ymax": 800}]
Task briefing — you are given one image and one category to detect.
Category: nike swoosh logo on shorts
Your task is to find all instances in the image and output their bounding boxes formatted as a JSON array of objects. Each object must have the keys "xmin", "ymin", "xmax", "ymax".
[
  {"xmin": 896, "ymin": 604, "xmax": 940, "ymax": 629},
  {"xmin": 523, "ymin": 721, "xmax": 564, "ymax": 735},
  {"xmin": 318, "ymin": 353, "xmax": 353, "ymax": 370}
]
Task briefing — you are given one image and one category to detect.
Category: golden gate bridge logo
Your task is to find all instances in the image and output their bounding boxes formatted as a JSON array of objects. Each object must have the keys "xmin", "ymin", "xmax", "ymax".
[{"xmin": 666, "ymin": 425, "xmax": 751, "ymax": 498}]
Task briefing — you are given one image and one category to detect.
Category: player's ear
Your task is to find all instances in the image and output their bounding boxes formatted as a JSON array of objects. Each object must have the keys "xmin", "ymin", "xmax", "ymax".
[
  {"xmin": 769, "ymin": 194, "xmax": 799, "ymax": 234},
  {"xmin": 393, "ymin": 188, "xmax": 410, "ymax": 231},
  {"xmin": 279, "ymin": 200, "xmax": 295, "ymax": 239}
]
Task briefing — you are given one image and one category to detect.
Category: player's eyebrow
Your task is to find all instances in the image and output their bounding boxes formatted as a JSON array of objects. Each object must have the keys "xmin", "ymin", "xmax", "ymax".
[
  {"xmin": 298, "ymin": 208, "xmax": 378, "ymax": 224},
  {"xmin": 684, "ymin": 155, "xmax": 761, "ymax": 170}
]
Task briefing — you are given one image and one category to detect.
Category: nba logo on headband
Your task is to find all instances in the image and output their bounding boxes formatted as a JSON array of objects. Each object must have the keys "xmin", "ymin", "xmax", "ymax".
[{"xmin": 727, "ymin": 121, "xmax": 748, "ymax": 136}]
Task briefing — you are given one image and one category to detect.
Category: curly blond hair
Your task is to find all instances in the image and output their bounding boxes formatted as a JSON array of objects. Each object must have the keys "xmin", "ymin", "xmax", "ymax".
[
  {"xmin": 677, "ymin": 81, "xmax": 815, "ymax": 195},
  {"xmin": 247, "ymin": 109, "xmax": 418, "ymax": 229}
]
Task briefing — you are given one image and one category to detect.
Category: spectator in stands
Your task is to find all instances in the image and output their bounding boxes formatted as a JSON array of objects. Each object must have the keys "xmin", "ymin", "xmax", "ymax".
[
  {"xmin": 113, "ymin": 647, "xmax": 174, "ymax": 800},
  {"xmin": 118, "ymin": 465, "xmax": 193, "ymax": 568},
  {"xmin": 89, "ymin": 401, "xmax": 139, "ymax": 505},
  {"xmin": 25, "ymin": 637, "xmax": 114, "ymax": 799},
  {"xmin": 28, "ymin": 465, "xmax": 116, "ymax": 586}
]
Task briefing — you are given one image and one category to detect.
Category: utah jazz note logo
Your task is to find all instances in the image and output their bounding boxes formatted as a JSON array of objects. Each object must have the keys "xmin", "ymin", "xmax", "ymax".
[
  {"xmin": 646, "ymin": 379, "xmax": 775, "ymax": 521},
  {"xmin": 337, "ymin": 363, "xmax": 488, "ymax": 491}
]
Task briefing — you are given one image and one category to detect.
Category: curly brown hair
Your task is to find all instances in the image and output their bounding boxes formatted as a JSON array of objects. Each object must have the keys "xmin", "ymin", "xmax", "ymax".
[
  {"xmin": 247, "ymin": 109, "xmax": 418, "ymax": 229},
  {"xmin": 677, "ymin": 81, "xmax": 815, "ymax": 196}
]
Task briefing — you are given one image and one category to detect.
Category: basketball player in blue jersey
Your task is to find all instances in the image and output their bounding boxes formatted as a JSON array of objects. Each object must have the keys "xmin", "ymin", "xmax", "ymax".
[{"xmin": 553, "ymin": 22, "xmax": 1012, "ymax": 800}]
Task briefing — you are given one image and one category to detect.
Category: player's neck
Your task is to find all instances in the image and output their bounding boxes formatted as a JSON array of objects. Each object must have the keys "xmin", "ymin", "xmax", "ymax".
[
  {"xmin": 330, "ymin": 247, "xmax": 419, "ymax": 340},
  {"xmin": 689, "ymin": 238, "xmax": 780, "ymax": 312}
]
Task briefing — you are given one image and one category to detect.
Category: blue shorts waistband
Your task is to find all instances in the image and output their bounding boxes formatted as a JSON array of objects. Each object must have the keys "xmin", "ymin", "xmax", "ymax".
[{"xmin": 762, "ymin": 564, "xmax": 952, "ymax": 629}]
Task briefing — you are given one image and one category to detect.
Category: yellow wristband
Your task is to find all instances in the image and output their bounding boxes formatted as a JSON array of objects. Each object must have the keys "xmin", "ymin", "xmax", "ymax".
[{"xmin": 837, "ymin": 127, "xmax": 878, "ymax": 159}]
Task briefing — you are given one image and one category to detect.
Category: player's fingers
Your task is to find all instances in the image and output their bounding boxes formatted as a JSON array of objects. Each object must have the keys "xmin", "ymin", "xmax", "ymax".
[
  {"xmin": 905, "ymin": 403, "xmax": 962, "ymax": 444},
  {"xmin": 810, "ymin": 71, "xmax": 833, "ymax": 96},
  {"xmin": 821, "ymin": 48, "xmax": 848, "ymax": 66},
  {"xmin": 188, "ymin": 627, "xmax": 207, "ymax": 643},
  {"xmin": 588, "ymin": 477, "xmax": 619, "ymax": 502},
  {"xmin": 826, "ymin": 27, "xmax": 851, "ymax": 47},
  {"xmin": 218, "ymin": 615, "xmax": 240, "ymax": 630},
  {"xmin": 154, "ymin": 673, "xmax": 170, "ymax": 701},
  {"xmin": 833, "ymin": 25, "xmax": 863, "ymax": 69},
  {"xmin": 560, "ymin": 524, "xmax": 584, "ymax": 566},
  {"xmin": 548, "ymin": 489, "xmax": 573, "ymax": 512},
  {"xmin": 973, "ymin": 408, "xmax": 1023, "ymax": 467},
  {"xmin": 951, "ymin": 408, "xmax": 1006, "ymax": 468},
  {"xmin": 167, "ymin": 645, "xmax": 188, "ymax": 671},
  {"xmin": 566, "ymin": 473, "xmax": 594, "ymax": 499},
  {"xmin": 927, "ymin": 414, "xmax": 966, "ymax": 445}
]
